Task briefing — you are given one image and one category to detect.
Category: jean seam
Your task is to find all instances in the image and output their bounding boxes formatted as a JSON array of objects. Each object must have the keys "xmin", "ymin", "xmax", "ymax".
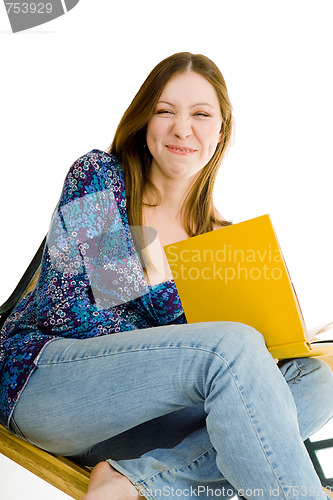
[
  {"xmin": 292, "ymin": 359, "xmax": 322, "ymax": 385},
  {"xmin": 10, "ymin": 415, "xmax": 29, "ymax": 441},
  {"xmin": 106, "ymin": 458, "xmax": 155, "ymax": 500},
  {"xmin": 6, "ymin": 337, "xmax": 58, "ymax": 428},
  {"xmin": 223, "ymin": 356, "xmax": 290, "ymax": 498},
  {"xmin": 37, "ymin": 345, "xmax": 225, "ymax": 365},
  {"xmin": 136, "ymin": 445, "xmax": 216, "ymax": 485},
  {"xmin": 294, "ymin": 358, "xmax": 321, "ymax": 374},
  {"xmin": 36, "ymin": 340, "xmax": 264, "ymax": 365},
  {"xmin": 292, "ymin": 362, "xmax": 304, "ymax": 384}
]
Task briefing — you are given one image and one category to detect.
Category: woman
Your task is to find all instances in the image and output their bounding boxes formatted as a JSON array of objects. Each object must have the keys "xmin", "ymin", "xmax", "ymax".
[{"xmin": 1, "ymin": 52, "xmax": 333, "ymax": 500}]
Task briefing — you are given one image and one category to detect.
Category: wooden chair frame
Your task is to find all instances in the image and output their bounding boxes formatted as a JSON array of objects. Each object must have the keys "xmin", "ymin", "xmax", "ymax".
[{"xmin": 0, "ymin": 422, "xmax": 90, "ymax": 498}]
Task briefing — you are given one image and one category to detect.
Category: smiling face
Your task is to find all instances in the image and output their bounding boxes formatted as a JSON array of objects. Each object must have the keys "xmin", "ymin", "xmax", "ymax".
[{"xmin": 146, "ymin": 70, "xmax": 223, "ymax": 183}]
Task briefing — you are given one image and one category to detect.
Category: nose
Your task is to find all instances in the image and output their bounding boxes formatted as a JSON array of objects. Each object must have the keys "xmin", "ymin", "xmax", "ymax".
[{"xmin": 172, "ymin": 117, "xmax": 192, "ymax": 140}]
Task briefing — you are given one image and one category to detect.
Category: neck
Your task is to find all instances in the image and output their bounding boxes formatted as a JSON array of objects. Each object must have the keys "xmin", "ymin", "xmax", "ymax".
[{"xmin": 144, "ymin": 165, "xmax": 195, "ymax": 216}]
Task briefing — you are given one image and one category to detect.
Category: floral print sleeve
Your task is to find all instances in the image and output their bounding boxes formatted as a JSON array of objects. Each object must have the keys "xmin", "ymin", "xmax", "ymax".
[
  {"xmin": 36, "ymin": 149, "xmax": 149, "ymax": 335},
  {"xmin": 0, "ymin": 150, "xmax": 185, "ymax": 427}
]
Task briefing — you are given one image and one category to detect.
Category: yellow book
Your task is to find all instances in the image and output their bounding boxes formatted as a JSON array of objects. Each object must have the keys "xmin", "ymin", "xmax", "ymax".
[{"xmin": 164, "ymin": 214, "xmax": 333, "ymax": 360}]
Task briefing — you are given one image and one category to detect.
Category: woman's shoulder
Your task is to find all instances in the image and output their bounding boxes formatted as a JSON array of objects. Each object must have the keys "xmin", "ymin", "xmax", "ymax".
[
  {"xmin": 61, "ymin": 149, "xmax": 125, "ymax": 203},
  {"xmin": 72, "ymin": 149, "xmax": 121, "ymax": 174}
]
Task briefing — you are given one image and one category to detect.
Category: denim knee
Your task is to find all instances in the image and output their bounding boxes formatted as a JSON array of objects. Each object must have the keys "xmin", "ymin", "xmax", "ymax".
[
  {"xmin": 279, "ymin": 356, "xmax": 333, "ymax": 439},
  {"xmin": 209, "ymin": 321, "xmax": 265, "ymax": 345},
  {"xmin": 299, "ymin": 357, "xmax": 333, "ymax": 378},
  {"xmin": 297, "ymin": 357, "xmax": 333, "ymax": 399},
  {"xmin": 201, "ymin": 321, "xmax": 268, "ymax": 365},
  {"xmin": 227, "ymin": 321, "xmax": 265, "ymax": 347},
  {"xmin": 281, "ymin": 357, "xmax": 333, "ymax": 390}
]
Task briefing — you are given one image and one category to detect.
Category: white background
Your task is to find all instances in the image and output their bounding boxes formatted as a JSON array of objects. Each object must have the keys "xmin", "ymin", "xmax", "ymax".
[{"xmin": 0, "ymin": 0, "xmax": 332, "ymax": 498}]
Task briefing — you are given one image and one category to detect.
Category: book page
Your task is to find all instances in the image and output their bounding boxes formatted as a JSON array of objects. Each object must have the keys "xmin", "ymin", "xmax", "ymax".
[{"xmin": 307, "ymin": 322, "xmax": 333, "ymax": 343}]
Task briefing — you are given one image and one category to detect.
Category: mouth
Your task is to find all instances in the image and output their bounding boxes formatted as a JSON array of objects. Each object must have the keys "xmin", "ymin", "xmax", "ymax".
[{"xmin": 166, "ymin": 145, "xmax": 197, "ymax": 155}]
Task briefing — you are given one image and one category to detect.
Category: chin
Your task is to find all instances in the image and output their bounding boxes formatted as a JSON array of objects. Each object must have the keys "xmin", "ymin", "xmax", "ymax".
[{"xmin": 169, "ymin": 168, "xmax": 193, "ymax": 178}]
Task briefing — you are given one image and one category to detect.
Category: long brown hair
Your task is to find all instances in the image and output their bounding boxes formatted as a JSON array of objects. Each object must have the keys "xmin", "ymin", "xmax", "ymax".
[{"xmin": 108, "ymin": 52, "xmax": 233, "ymax": 236}]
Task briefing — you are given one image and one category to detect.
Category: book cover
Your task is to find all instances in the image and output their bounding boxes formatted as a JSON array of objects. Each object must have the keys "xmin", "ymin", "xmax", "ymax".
[{"xmin": 164, "ymin": 215, "xmax": 333, "ymax": 360}]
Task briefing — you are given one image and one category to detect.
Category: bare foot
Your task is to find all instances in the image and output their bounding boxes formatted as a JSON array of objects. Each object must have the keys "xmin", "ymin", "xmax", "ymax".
[{"xmin": 81, "ymin": 461, "xmax": 146, "ymax": 500}]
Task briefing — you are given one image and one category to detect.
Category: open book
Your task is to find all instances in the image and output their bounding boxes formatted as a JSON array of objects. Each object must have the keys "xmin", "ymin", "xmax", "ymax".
[{"xmin": 164, "ymin": 215, "xmax": 333, "ymax": 360}]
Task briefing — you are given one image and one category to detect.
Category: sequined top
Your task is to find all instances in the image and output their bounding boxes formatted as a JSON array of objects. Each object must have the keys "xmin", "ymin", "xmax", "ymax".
[{"xmin": 0, "ymin": 150, "xmax": 185, "ymax": 427}]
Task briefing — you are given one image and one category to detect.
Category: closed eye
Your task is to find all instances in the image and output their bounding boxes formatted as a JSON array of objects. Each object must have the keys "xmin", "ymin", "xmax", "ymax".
[{"xmin": 155, "ymin": 110, "xmax": 211, "ymax": 117}]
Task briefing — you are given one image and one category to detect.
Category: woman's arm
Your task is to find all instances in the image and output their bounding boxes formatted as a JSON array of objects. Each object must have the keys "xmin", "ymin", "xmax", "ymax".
[{"xmin": 35, "ymin": 150, "xmax": 147, "ymax": 335}]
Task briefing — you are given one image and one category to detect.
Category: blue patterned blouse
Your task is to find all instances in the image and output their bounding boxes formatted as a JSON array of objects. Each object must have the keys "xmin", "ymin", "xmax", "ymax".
[{"xmin": 0, "ymin": 150, "xmax": 186, "ymax": 428}]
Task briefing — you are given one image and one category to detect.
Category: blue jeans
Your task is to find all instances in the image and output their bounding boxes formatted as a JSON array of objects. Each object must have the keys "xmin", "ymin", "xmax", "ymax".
[{"xmin": 10, "ymin": 322, "xmax": 333, "ymax": 499}]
